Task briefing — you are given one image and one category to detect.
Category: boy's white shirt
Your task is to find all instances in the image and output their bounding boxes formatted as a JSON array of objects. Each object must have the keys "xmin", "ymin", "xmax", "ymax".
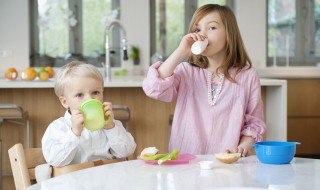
[
  {"xmin": 42, "ymin": 111, "xmax": 136, "ymax": 167},
  {"xmin": 35, "ymin": 163, "xmax": 52, "ymax": 182}
]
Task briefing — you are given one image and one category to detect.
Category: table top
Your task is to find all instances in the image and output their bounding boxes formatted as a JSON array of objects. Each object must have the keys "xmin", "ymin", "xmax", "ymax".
[{"xmin": 25, "ymin": 155, "xmax": 320, "ymax": 190}]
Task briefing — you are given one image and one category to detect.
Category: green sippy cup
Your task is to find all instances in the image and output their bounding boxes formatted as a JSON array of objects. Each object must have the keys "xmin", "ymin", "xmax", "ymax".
[{"xmin": 79, "ymin": 99, "xmax": 110, "ymax": 131}]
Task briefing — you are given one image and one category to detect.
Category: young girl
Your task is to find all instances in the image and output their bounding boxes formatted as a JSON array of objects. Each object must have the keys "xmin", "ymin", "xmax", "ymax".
[
  {"xmin": 143, "ymin": 4, "xmax": 266, "ymax": 156},
  {"xmin": 42, "ymin": 61, "xmax": 136, "ymax": 167}
]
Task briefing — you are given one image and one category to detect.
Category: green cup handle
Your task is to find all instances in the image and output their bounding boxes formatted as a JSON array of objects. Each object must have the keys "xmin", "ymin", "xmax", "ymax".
[{"xmin": 104, "ymin": 115, "xmax": 111, "ymax": 126}]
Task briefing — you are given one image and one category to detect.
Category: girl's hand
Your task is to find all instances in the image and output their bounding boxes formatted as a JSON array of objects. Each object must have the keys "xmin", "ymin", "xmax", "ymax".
[
  {"xmin": 177, "ymin": 33, "xmax": 206, "ymax": 56},
  {"xmin": 226, "ymin": 146, "xmax": 249, "ymax": 157},
  {"xmin": 71, "ymin": 109, "xmax": 84, "ymax": 136},
  {"xmin": 158, "ymin": 32, "xmax": 206, "ymax": 78},
  {"xmin": 103, "ymin": 102, "xmax": 115, "ymax": 130}
]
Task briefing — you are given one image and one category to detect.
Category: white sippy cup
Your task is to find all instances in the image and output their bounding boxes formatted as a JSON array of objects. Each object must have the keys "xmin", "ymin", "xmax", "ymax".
[{"xmin": 191, "ymin": 38, "xmax": 208, "ymax": 55}]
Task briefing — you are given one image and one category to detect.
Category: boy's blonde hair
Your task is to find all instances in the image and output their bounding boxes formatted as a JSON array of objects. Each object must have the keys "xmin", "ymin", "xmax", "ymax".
[
  {"xmin": 188, "ymin": 4, "xmax": 252, "ymax": 83},
  {"xmin": 54, "ymin": 61, "xmax": 104, "ymax": 97}
]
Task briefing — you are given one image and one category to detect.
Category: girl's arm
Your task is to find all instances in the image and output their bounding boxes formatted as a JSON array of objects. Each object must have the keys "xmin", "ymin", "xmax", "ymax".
[
  {"xmin": 158, "ymin": 33, "xmax": 204, "ymax": 78},
  {"xmin": 226, "ymin": 70, "xmax": 266, "ymax": 157}
]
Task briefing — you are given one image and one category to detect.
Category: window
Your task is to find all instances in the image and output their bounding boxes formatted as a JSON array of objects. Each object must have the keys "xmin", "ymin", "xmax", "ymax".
[
  {"xmin": 30, "ymin": 0, "xmax": 120, "ymax": 67},
  {"xmin": 150, "ymin": 0, "xmax": 233, "ymax": 59},
  {"xmin": 267, "ymin": 0, "xmax": 320, "ymax": 67}
]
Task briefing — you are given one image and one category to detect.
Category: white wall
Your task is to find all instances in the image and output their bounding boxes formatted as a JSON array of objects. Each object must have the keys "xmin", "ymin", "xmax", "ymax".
[
  {"xmin": 235, "ymin": 0, "xmax": 267, "ymax": 69},
  {"xmin": 0, "ymin": 0, "xmax": 30, "ymax": 74},
  {"xmin": 0, "ymin": 0, "xmax": 266, "ymax": 74},
  {"xmin": 121, "ymin": 0, "xmax": 150, "ymax": 74}
]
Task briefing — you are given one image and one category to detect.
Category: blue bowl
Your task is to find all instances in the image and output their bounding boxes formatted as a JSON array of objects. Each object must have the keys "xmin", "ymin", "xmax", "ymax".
[{"xmin": 251, "ymin": 141, "xmax": 301, "ymax": 164}]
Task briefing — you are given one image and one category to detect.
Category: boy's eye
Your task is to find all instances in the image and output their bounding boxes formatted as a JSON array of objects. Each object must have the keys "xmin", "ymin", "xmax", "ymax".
[
  {"xmin": 75, "ymin": 93, "xmax": 83, "ymax": 98},
  {"xmin": 209, "ymin": 27, "xmax": 217, "ymax": 30},
  {"xmin": 93, "ymin": 91, "xmax": 100, "ymax": 95}
]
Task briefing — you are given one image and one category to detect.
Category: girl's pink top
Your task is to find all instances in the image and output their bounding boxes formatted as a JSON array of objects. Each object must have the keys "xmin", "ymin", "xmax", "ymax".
[{"xmin": 143, "ymin": 62, "xmax": 266, "ymax": 154}]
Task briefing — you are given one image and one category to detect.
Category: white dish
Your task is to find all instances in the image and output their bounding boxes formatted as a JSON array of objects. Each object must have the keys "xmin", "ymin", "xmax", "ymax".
[{"xmin": 199, "ymin": 161, "xmax": 215, "ymax": 170}]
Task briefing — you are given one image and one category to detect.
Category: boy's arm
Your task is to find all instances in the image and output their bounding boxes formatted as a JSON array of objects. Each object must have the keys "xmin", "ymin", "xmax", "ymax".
[
  {"xmin": 103, "ymin": 120, "xmax": 136, "ymax": 158},
  {"xmin": 42, "ymin": 120, "xmax": 80, "ymax": 167}
]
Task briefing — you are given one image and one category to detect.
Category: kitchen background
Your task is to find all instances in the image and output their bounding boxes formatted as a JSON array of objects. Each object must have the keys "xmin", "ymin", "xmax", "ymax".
[
  {"xmin": 0, "ymin": 0, "xmax": 269, "ymax": 73},
  {"xmin": 0, "ymin": 0, "xmax": 320, "ymax": 189}
]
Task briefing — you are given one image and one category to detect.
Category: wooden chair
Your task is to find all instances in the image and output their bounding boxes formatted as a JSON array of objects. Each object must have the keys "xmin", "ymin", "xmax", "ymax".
[
  {"xmin": 0, "ymin": 104, "xmax": 30, "ymax": 188},
  {"xmin": 8, "ymin": 143, "xmax": 126, "ymax": 190},
  {"xmin": 113, "ymin": 105, "xmax": 130, "ymax": 131}
]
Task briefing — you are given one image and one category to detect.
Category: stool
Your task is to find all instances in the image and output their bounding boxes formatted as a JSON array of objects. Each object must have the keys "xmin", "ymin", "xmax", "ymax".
[
  {"xmin": 0, "ymin": 104, "xmax": 30, "ymax": 188},
  {"xmin": 168, "ymin": 114, "xmax": 173, "ymax": 142},
  {"xmin": 113, "ymin": 105, "xmax": 130, "ymax": 131}
]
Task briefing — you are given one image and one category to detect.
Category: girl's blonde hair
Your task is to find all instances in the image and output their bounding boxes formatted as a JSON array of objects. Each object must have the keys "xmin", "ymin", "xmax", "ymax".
[
  {"xmin": 188, "ymin": 4, "xmax": 252, "ymax": 83},
  {"xmin": 54, "ymin": 61, "xmax": 104, "ymax": 97}
]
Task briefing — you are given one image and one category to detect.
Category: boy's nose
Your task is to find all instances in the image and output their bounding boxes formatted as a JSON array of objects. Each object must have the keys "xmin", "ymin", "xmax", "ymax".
[{"xmin": 84, "ymin": 95, "xmax": 93, "ymax": 101}]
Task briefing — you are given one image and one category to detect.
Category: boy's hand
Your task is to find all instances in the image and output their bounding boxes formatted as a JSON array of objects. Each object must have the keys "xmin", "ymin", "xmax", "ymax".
[
  {"xmin": 103, "ymin": 102, "xmax": 115, "ymax": 130},
  {"xmin": 70, "ymin": 109, "xmax": 84, "ymax": 136}
]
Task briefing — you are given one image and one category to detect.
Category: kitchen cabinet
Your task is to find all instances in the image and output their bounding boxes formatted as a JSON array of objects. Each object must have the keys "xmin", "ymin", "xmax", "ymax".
[
  {"xmin": 0, "ymin": 77, "xmax": 286, "ymax": 190},
  {"xmin": 287, "ymin": 79, "xmax": 320, "ymax": 158}
]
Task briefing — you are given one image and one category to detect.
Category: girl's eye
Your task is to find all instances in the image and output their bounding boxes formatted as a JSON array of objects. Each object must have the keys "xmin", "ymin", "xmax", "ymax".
[
  {"xmin": 194, "ymin": 28, "xmax": 200, "ymax": 33},
  {"xmin": 209, "ymin": 27, "xmax": 216, "ymax": 30}
]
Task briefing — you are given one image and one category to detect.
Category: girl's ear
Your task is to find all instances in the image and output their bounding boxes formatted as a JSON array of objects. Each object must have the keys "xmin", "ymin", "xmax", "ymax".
[{"xmin": 59, "ymin": 96, "xmax": 69, "ymax": 109}]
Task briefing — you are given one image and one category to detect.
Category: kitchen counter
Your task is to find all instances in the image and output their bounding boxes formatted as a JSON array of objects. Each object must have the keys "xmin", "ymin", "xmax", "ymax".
[
  {"xmin": 257, "ymin": 67, "xmax": 320, "ymax": 78},
  {"xmin": 0, "ymin": 75, "xmax": 287, "ymax": 142},
  {"xmin": 0, "ymin": 75, "xmax": 285, "ymax": 88},
  {"xmin": 0, "ymin": 76, "xmax": 287, "ymax": 190},
  {"xmin": 0, "ymin": 75, "xmax": 145, "ymax": 88}
]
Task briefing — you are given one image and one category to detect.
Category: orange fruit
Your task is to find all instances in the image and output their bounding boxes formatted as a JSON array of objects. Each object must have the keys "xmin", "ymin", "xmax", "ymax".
[
  {"xmin": 21, "ymin": 67, "xmax": 37, "ymax": 81},
  {"xmin": 5, "ymin": 67, "xmax": 18, "ymax": 80},
  {"xmin": 39, "ymin": 71, "xmax": 49, "ymax": 81},
  {"xmin": 45, "ymin": 66, "xmax": 54, "ymax": 78}
]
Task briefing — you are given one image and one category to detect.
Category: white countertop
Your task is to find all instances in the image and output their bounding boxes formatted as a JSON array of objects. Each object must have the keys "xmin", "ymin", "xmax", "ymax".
[
  {"xmin": 0, "ymin": 75, "xmax": 145, "ymax": 88},
  {"xmin": 25, "ymin": 155, "xmax": 320, "ymax": 190},
  {"xmin": 0, "ymin": 76, "xmax": 286, "ymax": 88},
  {"xmin": 257, "ymin": 67, "xmax": 320, "ymax": 78}
]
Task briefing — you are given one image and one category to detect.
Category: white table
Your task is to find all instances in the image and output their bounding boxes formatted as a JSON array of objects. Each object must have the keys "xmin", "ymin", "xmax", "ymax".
[{"xmin": 25, "ymin": 155, "xmax": 319, "ymax": 190}]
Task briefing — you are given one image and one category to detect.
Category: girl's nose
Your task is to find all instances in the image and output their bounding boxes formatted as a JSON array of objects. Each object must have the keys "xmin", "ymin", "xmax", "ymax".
[{"xmin": 199, "ymin": 33, "xmax": 207, "ymax": 39}]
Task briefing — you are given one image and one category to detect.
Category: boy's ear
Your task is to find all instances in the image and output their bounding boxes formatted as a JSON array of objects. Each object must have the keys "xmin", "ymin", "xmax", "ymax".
[{"xmin": 59, "ymin": 96, "xmax": 69, "ymax": 109}]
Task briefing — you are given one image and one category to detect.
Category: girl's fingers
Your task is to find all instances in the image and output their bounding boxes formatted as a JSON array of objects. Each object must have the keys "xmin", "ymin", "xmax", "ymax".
[
  {"xmin": 237, "ymin": 147, "xmax": 248, "ymax": 157},
  {"xmin": 225, "ymin": 147, "xmax": 248, "ymax": 157},
  {"xmin": 242, "ymin": 149, "xmax": 248, "ymax": 157},
  {"xmin": 191, "ymin": 33, "xmax": 206, "ymax": 41}
]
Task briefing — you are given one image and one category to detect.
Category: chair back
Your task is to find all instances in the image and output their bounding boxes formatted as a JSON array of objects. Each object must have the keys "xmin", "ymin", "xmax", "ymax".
[
  {"xmin": 52, "ymin": 158, "xmax": 126, "ymax": 177},
  {"xmin": 113, "ymin": 105, "xmax": 130, "ymax": 131},
  {"xmin": 8, "ymin": 143, "xmax": 126, "ymax": 189},
  {"xmin": 0, "ymin": 104, "xmax": 25, "ymax": 119},
  {"xmin": 8, "ymin": 143, "xmax": 45, "ymax": 189}
]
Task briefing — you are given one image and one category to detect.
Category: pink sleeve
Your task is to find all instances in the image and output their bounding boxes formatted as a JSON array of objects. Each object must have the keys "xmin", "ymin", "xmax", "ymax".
[
  {"xmin": 142, "ymin": 61, "xmax": 180, "ymax": 102},
  {"xmin": 241, "ymin": 70, "xmax": 266, "ymax": 142}
]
